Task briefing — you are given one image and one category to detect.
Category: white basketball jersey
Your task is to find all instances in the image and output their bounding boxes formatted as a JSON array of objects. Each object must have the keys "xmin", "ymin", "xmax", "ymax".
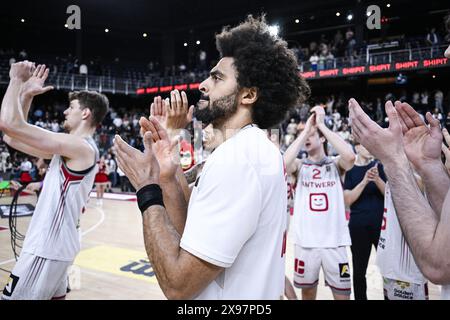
[
  {"xmin": 21, "ymin": 137, "xmax": 99, "ymax": 262},
  {"xmin": 377, "ymin": 183, "xmax": 427, "ymax": 284},
  {"xmin": 293, "ymin": 157, "xmax": 351, "ymax": 248}
]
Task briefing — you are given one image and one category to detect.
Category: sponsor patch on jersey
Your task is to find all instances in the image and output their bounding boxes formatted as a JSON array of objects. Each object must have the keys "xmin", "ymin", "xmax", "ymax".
[
  {"xmin": 309, "ymin": 193, "xmax": 328, "ymax": 212},
  {"xmin": 2, "ymin": 274, "xmax": 19, "ymax": 297},
  {"xmin": 339, "ymin": 263, "xmax": 350, "ymax": 278}
]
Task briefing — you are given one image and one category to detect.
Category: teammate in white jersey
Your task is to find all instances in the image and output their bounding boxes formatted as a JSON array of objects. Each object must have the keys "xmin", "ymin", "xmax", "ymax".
[
  {"xmin": 284, "ymin": 105, "xmax": 355, "ymax": 300},
  {"xmin": 377, "ymin": 182, "xmax": 429, "ymax": 300},
  {"xmin": 1, "ymin": 62, "xmax": 109, "ymax": 299},
  {"xmin": 350, "ymin": 25, "xmax": 450, "ymax": 299},
  {"xmin": 349, "ymin": 67, "xmax": 450, "ymax": 301},
  {"xmin": 113, "ymin": 15, "xmax": 311, "ymax": 299}
]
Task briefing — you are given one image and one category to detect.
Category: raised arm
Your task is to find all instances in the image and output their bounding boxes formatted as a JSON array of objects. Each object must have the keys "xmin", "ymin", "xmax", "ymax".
[
  {"xmin": 139, "ymin": 116, "xmax": 188, "ymax": 235},
  {"xmin": 114, "ymin": 132, "xmax": 222, "ymax": 300},
  {"xmin": 2, "ymin": 63, "xmax": 54, "ymax": 159},
  {"xmin": 313, "ymin": 106, "xmax": 355, "ymax": 171},
  {"xmin": 147, "ymin": 90, "xmax": 194, "ymax": 203},
  {"xmin": 349, "ymin": 98, "xmax": 450, "ymax": 284},
  {"xmin": 1, "ymin": 63, "xmax": 93, "ymax": 164},
  {"xmin": 283, "ymin": 113, "xmax": 314, "ymax": 174}
]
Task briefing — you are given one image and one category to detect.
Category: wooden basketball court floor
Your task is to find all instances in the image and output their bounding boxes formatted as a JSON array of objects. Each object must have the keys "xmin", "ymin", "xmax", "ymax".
[{"xmin": 0, "ymin": 194, "xmax": 443, "ymax": 300}]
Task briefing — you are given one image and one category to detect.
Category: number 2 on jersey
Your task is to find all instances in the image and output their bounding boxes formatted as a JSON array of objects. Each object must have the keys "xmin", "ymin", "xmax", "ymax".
[{"xmin": 312, "ymin": 169, "xmax": 321, "ymax": 179}]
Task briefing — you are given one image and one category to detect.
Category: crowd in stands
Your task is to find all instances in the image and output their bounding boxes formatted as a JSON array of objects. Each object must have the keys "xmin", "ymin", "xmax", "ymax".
[
  {"xmin": 0, "ymin": 87, "xmax": 448, "ymax": 194},
  {"xmin": 2, "ymin": 16, "xmax": 449, "ymax": 83},
  {"xmin": 278, "ymin": 90, "xmax": 449, "ymax": 156}
]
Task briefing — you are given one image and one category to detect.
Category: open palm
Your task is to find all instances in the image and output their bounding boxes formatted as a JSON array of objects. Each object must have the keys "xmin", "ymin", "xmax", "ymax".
[
  {"xmin": 152, "ymin": 137, "xmax": 179, "ymax": 181},
  {"xmin": 397, "ymin": 102, "xmax": 442, "ymax": 166},
  {"xmin": 21, "ymin": 64, "xmax": 53, "ymax": 97},
  {"xmin": 139, "ymin": 116, "xmax": 179, "ymax": 181},
  {"xmin": 403, "ymin": 125, "xmax": 442, "ymax": 166},
  {"xmin": 150, "ymin": 96, "xmax": 168, "ymax": 128}
]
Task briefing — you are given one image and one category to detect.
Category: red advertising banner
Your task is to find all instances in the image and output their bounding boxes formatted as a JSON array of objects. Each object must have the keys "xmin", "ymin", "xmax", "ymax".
[{"xmin": 136, "ymin": 59, "xmax": 449, "ymax": 94}]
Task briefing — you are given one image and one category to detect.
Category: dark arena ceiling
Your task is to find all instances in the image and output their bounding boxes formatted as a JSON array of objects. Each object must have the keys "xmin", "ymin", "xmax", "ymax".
[{"xmin": 1, "ymin": 0, "xmax": 449, "ymax": 62}]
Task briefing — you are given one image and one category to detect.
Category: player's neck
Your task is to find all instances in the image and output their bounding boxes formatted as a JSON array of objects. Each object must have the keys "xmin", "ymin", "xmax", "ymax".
[
  {"xmin": 214, "ymin": 108, "xmax": 253, "ymax": 142},
  {"xmin": 308, "ymin": 148, "xmax": 326, "ymax": 163},
  {"xmin": 69, "ymin": 124, "xmax": 95, "ymax": 138}
]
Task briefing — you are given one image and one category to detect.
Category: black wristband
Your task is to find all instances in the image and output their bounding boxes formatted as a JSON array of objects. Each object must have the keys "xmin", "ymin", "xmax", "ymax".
[{"xmin": 136, "ymin": 184, "xmax": 165, "ymax": 214}]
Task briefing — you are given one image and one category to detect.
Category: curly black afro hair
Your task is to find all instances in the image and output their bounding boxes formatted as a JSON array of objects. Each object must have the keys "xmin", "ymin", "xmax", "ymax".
[{"xmin": 215, "ymin": 14, "xmax": 310, "ymax": 129}]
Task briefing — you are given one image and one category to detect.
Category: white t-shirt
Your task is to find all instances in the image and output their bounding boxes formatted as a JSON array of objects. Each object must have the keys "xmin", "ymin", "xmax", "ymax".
[
  {"xmin": 293, "ymin": 157, "xmax": 351, "ymax": 248},
  {"xmin": 377, "ymin": 183, "xmax": 427, "ymax": 284},
  {"xmin": 51, "ymin": 122, "xmax": 60, "ymax": 132},
  {"xmin": 113, "ymin": 118, "xmax": 123, "ymax": 128},
  {"xmin": 180, "ymin": 125, "xmax": 287, "ymax": 300},
  {"xmin": 20, "ymin": 161, "xmax": 32, "ymax": 172}
]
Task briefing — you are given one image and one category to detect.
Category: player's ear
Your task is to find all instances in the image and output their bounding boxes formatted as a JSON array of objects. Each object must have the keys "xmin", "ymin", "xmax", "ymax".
[
  {"xmin": 240, "ymin": 87, "xmax": 258, "ymax": 106},
  {"xmin": 81, "ymin": 107, "xmax": 92, "ymax": 121}
]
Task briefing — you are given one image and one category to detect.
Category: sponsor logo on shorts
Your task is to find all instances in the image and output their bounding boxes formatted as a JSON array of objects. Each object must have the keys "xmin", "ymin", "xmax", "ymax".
[
  {"xmin": 2, "ymin": 274, "xmax": 19, "ymax": 297},
  {"xmin": 396, "ymin": 280, "xmax": 410, "ymax": 290},
  {"xmin": 295, "ymin": 259, "xmax": 305, "ymax": 276},
  {"xmin": 339, "ymin": 263, "xmax": 350, "ymax": 278},
  {"xmin": 393, "ymin": 285, "xmax": 414, "ymax": 300}
]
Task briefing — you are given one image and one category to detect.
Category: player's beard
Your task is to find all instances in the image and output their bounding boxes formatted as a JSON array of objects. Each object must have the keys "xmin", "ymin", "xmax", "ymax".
[{"xmin": 194, "ymin": 91, "xmax": 238, "ymax": 126}]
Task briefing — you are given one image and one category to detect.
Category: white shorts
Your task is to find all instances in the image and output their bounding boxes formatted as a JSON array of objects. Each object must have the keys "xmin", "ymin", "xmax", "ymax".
[
  {"xmin": 383, "ymin": 277, "xmax": 429, "ymax": 300},
  {"xmin": 1, "ymin": 252, "xmax": 71, "ymax": 300},
  {"xmin": 294, "ymin": 246, "xmax": 351, "ymax": 296}
]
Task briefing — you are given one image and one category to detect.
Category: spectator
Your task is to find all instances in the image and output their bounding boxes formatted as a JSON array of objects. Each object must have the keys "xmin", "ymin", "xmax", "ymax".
[
  {"xmin": 309, "ymin": 52, "xmax": 319, "ymax": 71},
  {"xmin": 334, "ymin": 30, "xmax": 343, "ymax": 46},
  {"xmin": 432, "ymin": 107, "xmax": 444, "ymax": 124},
  {"xmin": 105, "ymin": 153, "xmax": 117, "ymax": 189},
  {"xmin": 113, "ymin": 115, "xmax": 123, "ymax": 128},
  {"xmin": 19, "ymin": 157, "xmax": 33, "ymax": 183},
  {"xmin": 426, "ymin": 27, "xmax": 440, "ymax": 56},
  {"xmin": 198, "ymin": 50, "xmax": 207, "ymax": 71},
  {"xmin": 344, "ymin": 143, "xmax": 386, "ymax": 300},
  {"xmin": 79, "ymin": 63, "xmax": 88, "ymax": 75},
  {"xmin": 435, "ymin": 89, "xmax": 444, "ymax": 114},
  {"xmin": 51, "ymin": 119, "xmax": 60, "ymax": 132},
  {"xmin": 375, "ymin": 98, "xmax": 384, "ymax": 124},
  {"xmin": 19, "ymin": 49, "xmax": 27, "ymax": 60},
  {"xmin": 420, "ymin": 91, "xmax": 429, "ymax": 112},
  {"xmin": 0, "ymin": 148, "xmax": 10, "ymax": 173},
  {"xmin": 286, "ymin": 119, "xmax": 298, "ymax": 136},
  {"xmin": 326, "ymin": 96, "xmax": 335, "ymax": 115}
]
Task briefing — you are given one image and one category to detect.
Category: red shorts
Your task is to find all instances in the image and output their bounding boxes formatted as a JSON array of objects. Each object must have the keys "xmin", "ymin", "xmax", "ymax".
[
  {"xmin": 95, "ymin": 173, "xmax": 109, "ymax": 183},
  {"xmin": 20, "ymin": 172, "xmax": 32, "ymax": 183}
]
